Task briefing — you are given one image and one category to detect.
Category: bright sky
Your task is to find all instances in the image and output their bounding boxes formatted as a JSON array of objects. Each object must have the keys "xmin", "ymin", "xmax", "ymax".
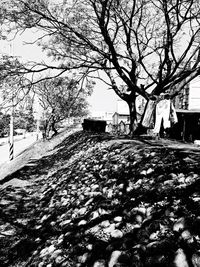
[
  {"xmin": 88, "ymin": 79, "xmax": 119, "ymax": 113},
  {"xmin": 0, "ymin": 30, "xmax": 120, "ymax": 115}
]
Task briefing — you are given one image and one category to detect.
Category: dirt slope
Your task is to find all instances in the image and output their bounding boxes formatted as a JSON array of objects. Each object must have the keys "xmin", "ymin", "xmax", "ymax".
[{"xmin": 0, "ymin": 130, "xmax": 200, "ymax": 267}]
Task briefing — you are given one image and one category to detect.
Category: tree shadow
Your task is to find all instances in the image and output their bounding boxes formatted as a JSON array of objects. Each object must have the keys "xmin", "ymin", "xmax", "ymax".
[{"xmin": 0, "ymin": 131, "xmax": 114, "ymax": 185}]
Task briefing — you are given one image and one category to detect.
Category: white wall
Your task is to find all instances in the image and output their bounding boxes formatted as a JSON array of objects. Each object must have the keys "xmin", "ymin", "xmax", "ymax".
[{"xmin": 189, "ymin": 77, "xmax": 200, "ymax": 110}]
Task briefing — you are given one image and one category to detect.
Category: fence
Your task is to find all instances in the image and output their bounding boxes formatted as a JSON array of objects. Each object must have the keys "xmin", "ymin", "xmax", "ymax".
[{"xmin": 107, "ymin": 121, "xmax": 130, "ymax": 135}]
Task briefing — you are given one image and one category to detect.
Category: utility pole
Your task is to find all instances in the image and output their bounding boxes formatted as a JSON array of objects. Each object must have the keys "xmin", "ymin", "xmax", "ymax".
[
  {"xmin": 8, "ymin": 41, "xmax": 14, "ymax": 161},
  {"xmin": 9, "ymin": 97, "xmax": 14, "ymax": 160}
]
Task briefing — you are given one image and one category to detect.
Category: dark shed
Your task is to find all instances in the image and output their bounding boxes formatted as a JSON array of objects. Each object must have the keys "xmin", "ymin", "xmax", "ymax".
[
  {"xmin": 170, "ymin": 109, "xmax": 200, "ymax": 141},
  {"xmin": 82, "ymin": 119, "xmax": 107, "ymax": 132}
]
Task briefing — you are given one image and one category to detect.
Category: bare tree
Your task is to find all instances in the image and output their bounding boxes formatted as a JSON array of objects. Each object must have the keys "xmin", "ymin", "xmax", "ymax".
[{"xmin": 1, "ymin": 0, "xmax": 200, "ymax": 134}]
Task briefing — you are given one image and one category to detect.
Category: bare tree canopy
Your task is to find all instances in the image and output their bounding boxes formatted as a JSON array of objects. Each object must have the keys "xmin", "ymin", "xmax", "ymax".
[{"xmin": 1, "ymin": 0, "xmax": 200, "ymax": 132}]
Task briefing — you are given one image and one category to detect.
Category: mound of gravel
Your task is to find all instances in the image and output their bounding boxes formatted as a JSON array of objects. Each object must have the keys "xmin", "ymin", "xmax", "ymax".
[{"xmin": 0, "ymin": 131, "xmax": 200, "ymax": 267}]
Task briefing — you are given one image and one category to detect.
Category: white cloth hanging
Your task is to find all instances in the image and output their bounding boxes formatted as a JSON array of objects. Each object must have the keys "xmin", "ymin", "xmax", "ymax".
[
  {"xmin": 153, "ymin": 99, "xmax": 171, "ymax": 134},
  {"xmin": 169, "ymin": 102, "xmax": 178, "ymax": 124},
  {"xmin": 141, "ymin": 99, "xmax": 156, "ymax": 128}
]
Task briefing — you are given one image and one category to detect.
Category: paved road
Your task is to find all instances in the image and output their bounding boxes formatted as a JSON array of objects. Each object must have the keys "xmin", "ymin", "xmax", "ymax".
[{"xmin": 0, "ymin": 134, "xmax": 37, "ymax": 164}]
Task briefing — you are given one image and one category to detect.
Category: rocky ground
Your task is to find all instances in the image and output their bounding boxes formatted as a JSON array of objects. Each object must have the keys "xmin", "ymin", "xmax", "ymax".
[{"xmin": 1, "ymin": 130, "xmax": 200, "ymax": 267}]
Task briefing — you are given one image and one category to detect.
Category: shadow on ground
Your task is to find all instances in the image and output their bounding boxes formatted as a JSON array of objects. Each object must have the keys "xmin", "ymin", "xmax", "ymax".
[{"xmin": 0, "ymin": 131, "xmax": 115, "ymax": 186}]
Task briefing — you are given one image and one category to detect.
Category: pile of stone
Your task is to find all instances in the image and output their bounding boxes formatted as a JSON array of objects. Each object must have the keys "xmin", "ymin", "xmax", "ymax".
[{"xmin": 0, "ymin": 131, "xmax": 200, "ymax": 267}]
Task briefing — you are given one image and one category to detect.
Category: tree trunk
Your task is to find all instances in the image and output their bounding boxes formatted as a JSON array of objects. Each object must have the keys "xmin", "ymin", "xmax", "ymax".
[
  {"xmin": 43, "ymin": 119, "xmax": 48, "ymax": 139},
  {"xmin": 127, "ymin": 100, "xmax": 148, "ymax": 137},
  {"xmin": 51, "ymin": 116, "xmax": 58, "ymax": 137},
  {"xmin": 45, "ymin": 120, "xmax": 51, "ymax": 139},
  {"xmin": 133, "ymin": 100, "xmax": 149, "ymax": 136},
  {"xmin": 127, "ymin": 100, "xmax": 137, "ymax": 136},
  {"xmin": 48, "ymin": 109, "xmax": 58, "ymax": 138}
]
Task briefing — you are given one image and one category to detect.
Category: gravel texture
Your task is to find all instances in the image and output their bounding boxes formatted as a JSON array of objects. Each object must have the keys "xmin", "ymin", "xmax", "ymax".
[{"xmin": 0, "ymin": 130, "xmax": 200, "ymax": 267}]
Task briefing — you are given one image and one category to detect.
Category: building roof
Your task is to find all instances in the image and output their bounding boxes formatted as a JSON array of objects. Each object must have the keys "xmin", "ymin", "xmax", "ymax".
[
  {"xmin": 113, "ymin": 112, "xmax": 130, "ymax": 116},
  {"xmin": 112, "ymin": 111, "xmax": 142, "ymax": 117},
  {"xmin": 176, "ymin": 109, "xmax": 200, "ymax": 114}
]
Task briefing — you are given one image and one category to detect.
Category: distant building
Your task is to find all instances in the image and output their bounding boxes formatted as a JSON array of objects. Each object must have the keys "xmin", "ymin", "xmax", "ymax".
[
  {"xmin": 112, "ymin": 112, "xmax": 142, "ymax": 125},
  {"xmin": 173, "ymin": 85, "xmax": 189, "ymax": 110},
  {"xmin": 112, "ymin": 112, "xmax": 130, "ymax": 125},
  {"xmin": 171, "ymin": 77, "xmax": 200, "ymax": 142},
  {"xmin": 90, "ymin": 111, "xmax": 113, "ymax": 124},
  {"xmin": 173, "ymin": 77, "xmax": 200, "ymax": 110}
]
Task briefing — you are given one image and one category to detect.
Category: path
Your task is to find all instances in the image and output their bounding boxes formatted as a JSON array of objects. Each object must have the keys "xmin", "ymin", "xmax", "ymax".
[{"xmin": 0, "ymin": 133, "xmax": 37, "ymax": 165}]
